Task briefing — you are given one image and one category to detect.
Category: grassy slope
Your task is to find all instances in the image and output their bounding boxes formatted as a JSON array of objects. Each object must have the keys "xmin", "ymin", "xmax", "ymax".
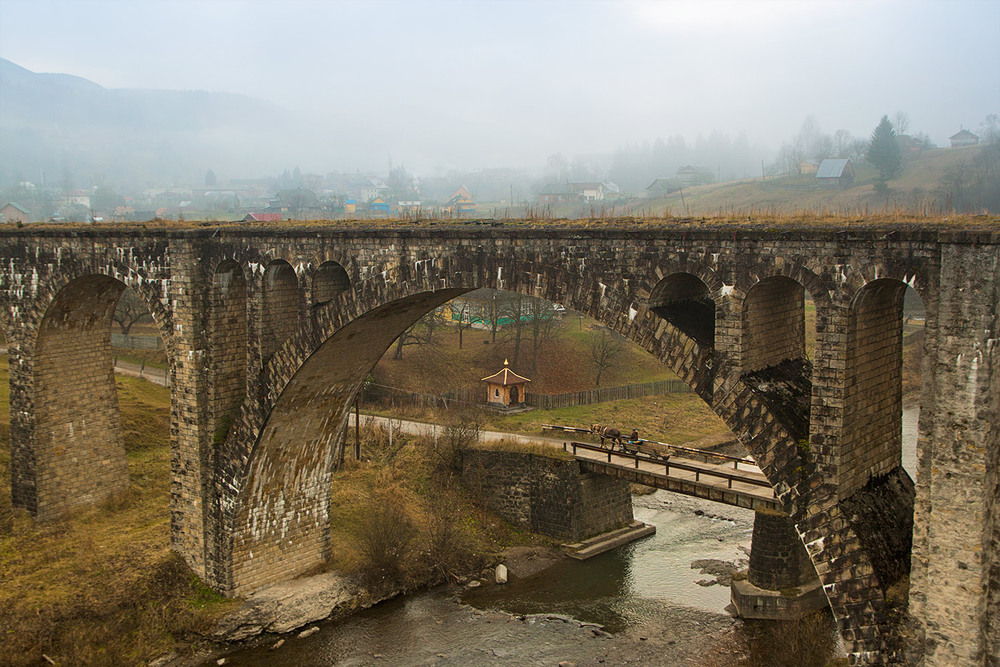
[
  {"xmin": 635, "ymin": 144, "xmax": 987, "ymax": 217},
  {"xmin": 371, "ymin": 309, "xmax": 737, "ymax": 446},
  {"xmin": 0, "ymin": 365, "xmax": 234, "ymax": 665},
  {"xmin": 0, "ymin": 358, "xmax": 554, "ymax": 664},
  {"xmin": 375, "ymin": 314, "xmax": 678, "ymax": 395}
]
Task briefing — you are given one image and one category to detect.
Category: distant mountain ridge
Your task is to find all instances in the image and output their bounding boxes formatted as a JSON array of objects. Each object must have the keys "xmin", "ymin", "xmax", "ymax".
[{"xmin": 0, "ymin": 58, "xmax": 296, "ymax": 188}]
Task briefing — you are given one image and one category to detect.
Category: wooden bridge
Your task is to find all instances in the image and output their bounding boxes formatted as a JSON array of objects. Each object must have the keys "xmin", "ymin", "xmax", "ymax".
[{"xmin": 542, "ymin": 425, "xmax": 781, "ymax": 512}]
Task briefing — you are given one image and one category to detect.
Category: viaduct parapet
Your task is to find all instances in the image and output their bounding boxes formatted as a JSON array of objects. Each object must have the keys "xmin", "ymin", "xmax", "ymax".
[{"xmin": 0, "ymin": 223, "xmax": 996, "ymax": 665}]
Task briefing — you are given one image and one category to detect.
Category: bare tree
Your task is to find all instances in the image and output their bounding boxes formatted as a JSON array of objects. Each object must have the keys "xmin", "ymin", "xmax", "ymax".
[
  {"xmin": 892, "ymin": 110, "xmax": 911, "ymax": 137},
  {"xmin": 112, "ymin": 289, "xmax": 152, "ymax": 335},
  {"xmin": 832, "ymin": 129, "xmax": 854, "ymax": 158},
  {"xmin": 981, "ymin": 114, "xmax": 1000, "ymax": 145},
  {"xmin": 487, "ymin": 291, "xmax": 501, "ymax": 343},
  {"xmin": 590, "ymin": 327, "xmax": 624, "ymax": 387},
  {"xmin": 392, "ymin": 322, "xmax": 423, "ymax": 360},
  {"xmin": 527, "ymin": 296, "xmax": 560, "ymax": 375},
  {"xmin": 422, "ymin": 306, "xmax": 447, "ymax": 345},
  {"xmin": 391, "ymin": 308, "xmax": 445, "ymax": 359},
  {"xmin": 454, "ymin": 300, "xmax": 475, "ymax": 349},
  {"xmin": 500, "ymin": 292, "xmax": 527, "ymax": 368}
]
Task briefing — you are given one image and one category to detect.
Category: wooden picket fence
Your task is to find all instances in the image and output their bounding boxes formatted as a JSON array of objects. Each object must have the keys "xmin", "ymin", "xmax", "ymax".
[
  {"xmin": 524, "ymin": 379, "xmax": 691, "ymax": 410},
  {"xmin": 363, "ymin": 378, "xmax": 690, "ymax": 411}
]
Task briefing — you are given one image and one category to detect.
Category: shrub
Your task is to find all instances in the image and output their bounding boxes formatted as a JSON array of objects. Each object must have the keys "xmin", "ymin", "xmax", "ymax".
[
  {"xmin": 430, "ymin": 411, "xmax": 481, "ymax": 474},
  {"xmin": 352, "ymin": 492, "xmax": 417, "ymax": 592},
  {"xmin": 421, "ymin": 500, "xmax": 486, "ymax": 581}
]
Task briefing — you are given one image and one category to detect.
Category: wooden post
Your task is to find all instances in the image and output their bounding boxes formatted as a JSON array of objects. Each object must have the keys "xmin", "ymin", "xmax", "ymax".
[{"xmin": 354, "ymin": 398, "xmax": 360, "ymax": 459}]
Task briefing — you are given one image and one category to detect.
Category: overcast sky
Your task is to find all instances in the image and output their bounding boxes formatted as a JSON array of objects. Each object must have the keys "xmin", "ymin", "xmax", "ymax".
[{"xmin": 1, "ymin": 0, "xmax": 998, "ymax": 173}]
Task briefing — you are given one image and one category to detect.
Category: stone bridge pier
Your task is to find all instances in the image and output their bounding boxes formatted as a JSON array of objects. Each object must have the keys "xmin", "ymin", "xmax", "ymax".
[{"xmin": 0, "ymin": 224, "xmax": 996, "ymax": 666}]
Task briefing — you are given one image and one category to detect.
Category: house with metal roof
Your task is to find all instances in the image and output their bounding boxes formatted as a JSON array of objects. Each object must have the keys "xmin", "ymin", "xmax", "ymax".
[
  {"xmin": 0, "ymin": 202, "xmax": 29, "ymax": 224},
  {"xmin": 815, "ymin": 159, "xmax": 854, "ymax": 187}
]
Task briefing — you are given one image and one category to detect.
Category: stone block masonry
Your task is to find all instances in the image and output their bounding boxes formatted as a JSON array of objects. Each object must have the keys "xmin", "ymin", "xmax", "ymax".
[
  {"xmin": 461, "ymin": 448, "xmax": 633, "ymax": 541},
  {"xmin": 0, "ymin": 222, "xmax": 995, "ymax": 666}
]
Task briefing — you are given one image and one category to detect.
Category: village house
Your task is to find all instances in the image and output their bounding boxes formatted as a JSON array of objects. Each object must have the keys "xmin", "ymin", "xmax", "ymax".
[
  {"xmin": 538, "ymin": 183, "xmax": 576, "ymax": 205},
  {"xmin": 243, "ymin": 212, "xmax": 283, "ymax": 222},
  {"xmin": 368, "ymin": 196, "xmax": 391, "ymax": 213},
  {"xmin": 569, "ymin": 181, "xmax": 605, "ymax": 201},
  {"xmin": 815, "ymin": 158, "xmax": 855, "ymax": 187},
  {"xmin": 360, "ymin": 178, "xmax": 389, "ymax": 202},
  {"xmin": 950, "ymin": 129, "xmax": 979, "ymax": 148},
  {"xmin": 0, "ymin": 202, "xmax": 30, "ymax": 224},
  {"xmin": 443, "ymin": 186, "xmax": 476, "ymax": 216},
  {"xmin": 645, "ymin": 178, "xmax": 681, "ymax": 198},
  {"xmin": 676, "ymin": 165, "xmax": 714, "ymax": 187},
  {"xmin": 799, "ymin": 159, "xmax": 820, "ymax": 175},
  {"xmin": 65, "ymin": 190, "xmax": 91, "ymax": 208}
]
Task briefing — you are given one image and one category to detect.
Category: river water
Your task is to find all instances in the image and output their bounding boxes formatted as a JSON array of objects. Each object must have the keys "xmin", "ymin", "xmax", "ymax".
[{"xmin": 216, "ymin": 407, "xmax": 919, "ymax": 666}]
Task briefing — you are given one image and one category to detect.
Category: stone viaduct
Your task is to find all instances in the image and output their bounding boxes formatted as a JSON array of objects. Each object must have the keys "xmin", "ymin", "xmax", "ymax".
[{"xmin": 0, "ymin": 223, "xmax": 996, "ymax": 665}]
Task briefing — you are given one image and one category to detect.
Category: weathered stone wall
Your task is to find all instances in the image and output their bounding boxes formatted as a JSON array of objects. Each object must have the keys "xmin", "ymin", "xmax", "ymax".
[
  {"xmin": 261, "ymin": 260, "xmax": 300, "ymax": 363},
  {"xmin": 209, "ymin": 263, "xmax": 247, "ymax": 441},
  {"xmin": 461, "ymin": 448, "xmax": 633, "ymax": 541},
  {"xmin": 840, "ymin": 467, "xmax": 914, "ymax": 592},
  {"xmin": 748, "ymin": 509, "xmax": 816, "ymax": 590},
  {"xmin": 909, "ymin": 238, "xmax": 999, "ymax": 666},
  {"xmin": 33, "ymin": 275, "xmax": 127, "ymax": 519},
  {"xmin": 841, "ymin": 280, "xmax": 906, "ymax": 499},
  {"xmin": 0, "ymin": 223, "xmax": 995, "ymax": 666},
  {"xmin": 743, "ymin": 276, "xmax": 805, "ymax": 372},
  {"xmin": 312, "ymin": 261, "xmax": 350, "ymax": 305}
]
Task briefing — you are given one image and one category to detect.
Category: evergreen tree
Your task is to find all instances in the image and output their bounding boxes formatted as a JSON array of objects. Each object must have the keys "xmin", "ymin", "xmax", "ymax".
[{"xmin": 867, "ymin": 115, "xmax": 902, "ymax": 183}]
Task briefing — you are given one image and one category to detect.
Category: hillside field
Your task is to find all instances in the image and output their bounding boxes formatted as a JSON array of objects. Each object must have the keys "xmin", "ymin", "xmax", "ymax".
[{"xmin": 631, "ymin": 144, "xmax": 988, "ymax": 217}]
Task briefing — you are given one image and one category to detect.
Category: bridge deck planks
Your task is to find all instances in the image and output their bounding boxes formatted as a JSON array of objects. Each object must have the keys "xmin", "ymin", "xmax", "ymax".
[{"xmin": 565, "ymin": 440, "xmax": 782, "ymax": 513}]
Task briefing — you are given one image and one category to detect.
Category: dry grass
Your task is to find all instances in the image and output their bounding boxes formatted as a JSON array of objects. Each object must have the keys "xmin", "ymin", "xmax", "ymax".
[
  {"xmin": 326, "ymin": 426, "xmax": 553, "ymax": 589},
  {"xmin": 0, "ymin": 365, "xmax": 235, "ymax": 666},
  {"xmin": 373, "ymin": 313, "xmax": 677, "ymax": 396},
  {"xmin": 704, "ymin": 610, "xmax": 844, "ymax": 667},
  {"xmin": 6, "ymin": 208, "xmax": 997, "ymax": 234}
]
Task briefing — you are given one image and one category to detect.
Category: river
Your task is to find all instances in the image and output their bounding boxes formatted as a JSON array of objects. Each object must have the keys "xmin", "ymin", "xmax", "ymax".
[{"xmin": 215, "ymin": 407, "xmax": 919, "ymax": 666}]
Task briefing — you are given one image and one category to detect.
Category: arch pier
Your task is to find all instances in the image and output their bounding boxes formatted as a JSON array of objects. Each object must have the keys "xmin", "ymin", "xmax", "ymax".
[{"xmin": 0, "ymin": 225, "xmax": 996, "ymax": 666}]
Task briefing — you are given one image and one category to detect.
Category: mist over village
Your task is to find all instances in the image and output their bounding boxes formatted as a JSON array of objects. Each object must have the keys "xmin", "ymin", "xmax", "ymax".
[
  {"xmin": 0, "ymin": 2, "xmax": 999, "ymax": 667},
  {"xmin": 0, "ymin": 0, "xmax": 998, "ymax": 224}
]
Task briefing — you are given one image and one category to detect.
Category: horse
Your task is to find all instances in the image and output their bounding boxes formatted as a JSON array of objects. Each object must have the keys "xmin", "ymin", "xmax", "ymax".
[{"xmin": 590, "ymin": 423, "xmax": 623, "ymax": 449}]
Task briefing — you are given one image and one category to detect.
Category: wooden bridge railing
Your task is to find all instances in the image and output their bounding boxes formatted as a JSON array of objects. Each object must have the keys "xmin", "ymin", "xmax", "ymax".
[{"xmin": 562, "ymin": 440, "xmax": 774, "ymax": 492}]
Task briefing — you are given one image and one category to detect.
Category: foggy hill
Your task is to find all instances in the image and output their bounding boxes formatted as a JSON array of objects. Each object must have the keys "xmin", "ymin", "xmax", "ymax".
[{"xmin": 0, "ymin": 58, "xmax": 296, "ymax": 188}]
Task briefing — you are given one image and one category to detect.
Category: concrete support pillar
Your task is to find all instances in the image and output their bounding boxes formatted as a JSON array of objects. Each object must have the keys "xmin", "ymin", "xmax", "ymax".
[{"xmin": 731, "ymin": 510, "xmax": 828, "ymax": 619}]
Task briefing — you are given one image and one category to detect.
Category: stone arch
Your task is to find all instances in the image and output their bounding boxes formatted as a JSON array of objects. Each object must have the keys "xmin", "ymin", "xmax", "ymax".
[
  {"xmin": 743, "ymin": 275, "xmax": 809, "ymax": 372},
  {"xmin": 648, "ymin": 271, "xmax": 716, "ymax": 349},
  {"xmin": 211, "ymin": 254, "xmax": 899, "ymax": 663},
  {"xmin": 228, "ymin": 288, "xmax": 465, "ymax": 593},
  {"xmin": 261, "ymin": 259, "xmax": 301, "ymax": 364},
  {"xmin": 738, "ymin": 274, "xmax": 814, "ymax": 442},
  {"xmin": 216, "ymin": 254, "xmax": 759, "ymax": 593},
  {"xmin": 312, "ymin": 261, "xmax": 351, "ymax": 308},
  {"xmin": 6, "ymin": 251, "xmax": 174, "ymax": 519},
  {"xmin": 18, "ymin": 274, "xmax": 163, "ymax": 519},
  {"xmin": 841, "ymin": 278, "xmax": 911, "ymax": 499}
]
